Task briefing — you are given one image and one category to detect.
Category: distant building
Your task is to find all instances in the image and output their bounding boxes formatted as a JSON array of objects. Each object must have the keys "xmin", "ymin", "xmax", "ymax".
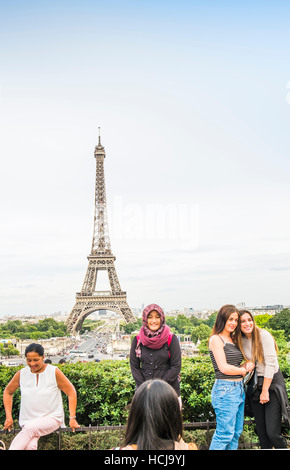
[
  {"xmin": 112, "ymin": 334, "xmax": 131, "ymax": 355},
  {"xmin": 247, "ymin": 305, "xmax": 283, "ymax": 316},
  {"xmin": 15, "ymin": 337, "xmax": 72, "ymax": 356}
]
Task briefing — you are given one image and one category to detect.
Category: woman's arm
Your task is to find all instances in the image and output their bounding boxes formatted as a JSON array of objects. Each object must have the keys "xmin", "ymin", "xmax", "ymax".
[
  {"xmin": 261, "ymin": 330, "xmax": 279, "ymax": 379},
  {"xmin": 129, "ymin": 336, "xmax": 145, "ymax": 387},
  {"xmin": 55, "ymin": 368, "xmax": 80, "ymax": 431},
  {"xmin": 3, "ymin": 371, "xmax": 21, "ymax": 431},
  {"xmin": 163, "ymin": 335, "xmax": 181, "ymax": 383},
  {"xmin": 259, "ymin": 330, "xmax": 278, "ymax": 404}
]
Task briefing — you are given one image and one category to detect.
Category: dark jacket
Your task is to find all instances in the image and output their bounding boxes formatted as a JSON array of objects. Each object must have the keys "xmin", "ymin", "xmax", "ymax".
[
  {"xmin": 129, "ymin": 334, "xmax": 182, "ymax": 396},
  {"xmin": 246, "ymin": 368, "xmax": 290, "ymax": 427},
  {"xmin": 267, "ymin": 369, "xmax": 290, "ymax": 427}
]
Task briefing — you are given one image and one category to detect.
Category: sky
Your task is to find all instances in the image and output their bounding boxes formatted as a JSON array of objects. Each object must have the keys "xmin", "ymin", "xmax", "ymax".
[{"xmin": 0, "ymin": 0, "xmax": 290, "ymax": 317}]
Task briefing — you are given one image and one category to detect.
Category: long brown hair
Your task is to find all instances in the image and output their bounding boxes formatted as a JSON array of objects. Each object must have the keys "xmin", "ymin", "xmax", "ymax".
[
  {"xmin": 235, "ymin": 310, "xmax": 278, "ymax": 363},
  {"xmin": 210, "ymin": 304, "xmax": 239, "ymax": 339}
]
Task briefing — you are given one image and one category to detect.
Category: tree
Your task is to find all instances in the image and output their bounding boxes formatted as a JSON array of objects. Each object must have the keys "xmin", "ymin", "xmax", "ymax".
[
  {"xmin": 191, "ymin": 324, "xmax": 211, "ymax": 343},
  {"xmin": 0, "ymin": 318, "xmax": 68, "ymax": 340},
  {"xmin": 267, "ymin": 309, "xmax": 290, "ymax": 340},
  {"xmin": 122, "ymin": 319, "xmax": 142, "ymax": 335},
  {"xmin": 37, "ymin": 318, "xmax": 66, "ymax": 333},
  {"xmin": 254, "ymin": 314, "xmax": 272, "ymax": 328},
  {"xmin": 2, "ymin": 320, "xmax": 22, "ymax": 334},
  {"xmin": 176, "ymin": 314, "xmax": 195, "ymax": 334},
  {"xmin": 0, "ymin": 343, "xmax": 19, "ymax": 357},
  {"xmin": 204, "ymin": 312, "xmax": 217, "ymax": 329}
]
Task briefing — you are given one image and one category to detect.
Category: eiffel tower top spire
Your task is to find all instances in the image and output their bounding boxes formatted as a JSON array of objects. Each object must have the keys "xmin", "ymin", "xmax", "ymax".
[
  {"xmin": 92, "ymin": 128, "xmax": 111, "ymax": 254},
  {"xmin": 95, "ymin": 127, "xmax": 105, "ymax": 153}
]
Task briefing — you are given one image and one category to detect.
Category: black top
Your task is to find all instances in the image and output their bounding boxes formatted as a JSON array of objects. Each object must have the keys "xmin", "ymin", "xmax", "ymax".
[
  {"xmin": 129, "ymin": 334, "xmax": 182, "ymax": 396},
  {"xmin": 209, "ymin": 335, "xmax": 244, "ymax": 380}
]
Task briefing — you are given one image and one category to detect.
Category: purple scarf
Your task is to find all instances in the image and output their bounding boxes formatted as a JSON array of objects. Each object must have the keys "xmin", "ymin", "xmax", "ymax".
[{"xmin": 135, "ymin": 304, "xmax": 171, "ymax": 357}]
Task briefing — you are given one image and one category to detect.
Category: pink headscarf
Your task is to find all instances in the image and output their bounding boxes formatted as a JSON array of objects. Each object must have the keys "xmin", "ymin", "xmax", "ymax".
[{"xmin": 135, "ymin": 304, "xmax": 171, "ymax": 357}]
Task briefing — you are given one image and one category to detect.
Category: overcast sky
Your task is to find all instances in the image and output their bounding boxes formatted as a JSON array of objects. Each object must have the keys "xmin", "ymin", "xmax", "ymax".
[{"xmin": 0, "ymin": 1, "xmax": 290, "ymax": 317}]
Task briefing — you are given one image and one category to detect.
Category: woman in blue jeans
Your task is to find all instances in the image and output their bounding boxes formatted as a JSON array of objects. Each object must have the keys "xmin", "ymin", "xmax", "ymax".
[{"xmin": 209, "ymin": 305, "xmax": 255, "ymax": 450}]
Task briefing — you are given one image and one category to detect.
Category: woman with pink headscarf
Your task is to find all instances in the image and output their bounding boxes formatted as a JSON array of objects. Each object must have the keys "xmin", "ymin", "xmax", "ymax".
[{"xmin": 129, "ymin": 304, "xmax": 182, "ymax": 403}]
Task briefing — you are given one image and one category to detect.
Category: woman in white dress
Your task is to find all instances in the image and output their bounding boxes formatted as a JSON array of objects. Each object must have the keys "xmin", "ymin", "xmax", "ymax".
[{"xmin": 3, "ymin": 343, "xmax": 80, "ymax": 450}]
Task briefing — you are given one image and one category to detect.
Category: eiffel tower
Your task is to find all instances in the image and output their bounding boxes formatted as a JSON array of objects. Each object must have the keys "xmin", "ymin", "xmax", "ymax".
[{"xmin": 67, "ymin": 129, "xmax": 135, "ymax": 335}]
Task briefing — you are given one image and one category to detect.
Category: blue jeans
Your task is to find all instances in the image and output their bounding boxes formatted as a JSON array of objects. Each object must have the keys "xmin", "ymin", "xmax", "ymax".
[{"xmin": 210, "ymin": 379, "xmax": 245, "ymax": 450}]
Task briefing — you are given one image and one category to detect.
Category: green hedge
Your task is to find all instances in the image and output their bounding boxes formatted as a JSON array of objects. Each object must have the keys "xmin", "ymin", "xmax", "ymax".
[{"xmin": 1, "ymin": 356, "xmax": 289, "ymax": 428}]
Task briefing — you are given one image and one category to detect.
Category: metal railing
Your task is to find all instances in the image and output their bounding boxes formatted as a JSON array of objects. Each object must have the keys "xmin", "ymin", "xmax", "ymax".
[{"xmin": 0, "ymin": 419, "xmax": 273, "ymax": 450}]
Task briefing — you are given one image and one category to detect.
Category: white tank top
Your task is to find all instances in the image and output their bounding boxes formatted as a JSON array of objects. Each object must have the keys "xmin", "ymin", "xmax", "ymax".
[{"xmin": 19, "ymin": 364, "xmax": 65, "ymax": 427}]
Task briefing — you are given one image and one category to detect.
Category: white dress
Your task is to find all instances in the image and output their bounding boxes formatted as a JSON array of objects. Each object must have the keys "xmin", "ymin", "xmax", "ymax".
[{"xmin": 19, "ymin": 364, "xmax": 65, "ymax": 427}]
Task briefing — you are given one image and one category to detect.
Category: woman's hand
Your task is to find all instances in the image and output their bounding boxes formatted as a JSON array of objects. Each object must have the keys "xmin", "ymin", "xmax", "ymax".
[
  {"xmin": 240, "ymin": 361, "xmax": 255, "ymax": 374},
  {"xmin": 245, "ymin": 361, "xmax": 255, "ymax": 373},
  {"xmin": 69, "ymin": 418, "xmax": 80, "ymax": 432},
  {"xmin": 259, "ymin": 389, "xmax": 270, "ymax": 404},
  {"xmin": 4, "ymin": 417, "xmax": 13, "ymax": 432}
]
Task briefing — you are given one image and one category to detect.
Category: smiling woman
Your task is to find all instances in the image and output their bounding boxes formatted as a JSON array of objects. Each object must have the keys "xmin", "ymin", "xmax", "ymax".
[
  {"xmin": 235, "ymin": 310, "xmax": 289, "ymax": 449},
  {"xmin": 208, "ymin": 305, "xmax": 255, "ymax": 450},
  {"xmin": 147, "ymin": 310, "xmax": 162, "ymax": 332},
  {"xmin": 3, "ymin": 343, "xmax": 80, "ymax": 450},
  {"xmin": 129, "ymin": 304, "xmax": 182, "ymax": 405}
]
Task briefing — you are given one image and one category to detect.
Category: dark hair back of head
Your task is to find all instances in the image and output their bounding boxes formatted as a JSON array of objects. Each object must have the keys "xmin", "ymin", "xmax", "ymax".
[
  {"xmin": 125, "ymin": 379, "xmax": 183, "ymax": 450},
  {"xmin": 25, "ymin": 343, "xmax": 44, "ymax": 357}
]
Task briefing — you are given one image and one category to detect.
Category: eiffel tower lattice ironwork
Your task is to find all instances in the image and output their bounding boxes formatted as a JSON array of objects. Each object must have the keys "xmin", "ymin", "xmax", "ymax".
[{"xmin": 67, "ymin": 130, "xmax": 135, "ymax": 334}]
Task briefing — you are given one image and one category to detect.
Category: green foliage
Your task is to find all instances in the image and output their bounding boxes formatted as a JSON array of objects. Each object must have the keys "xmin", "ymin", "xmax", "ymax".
[
  {"xmin": 268, "ymin": 328, "xmax": 289, "ymax": 356},
  {"xmin": 0, "ymin": 343, "xmax": 19, "ymax": 357},
  {"xmin": 0, "ymin": 423, "xmax": 265, "ymax": 450},
  {"xmin": 204, "ymin": 312, "xmax": 218, "ymax": 329},
  {"xmin": 190, "ymin": 324, "xmax": 212, "ymax": 343},
  {"xmin": 253, "ymin": 314, "xmax": 272, "ymax": 328},
  {"xmin": 0, "ymin": 365, "xmax": 22, "ymax": 421},
  {"xmin": 1, "ymin": 311, "xmax": 289, "ymax": 445},
  {"xmin": 121, "ymin": 319, "xmax": 142, "ymax": 335},
  {"xmin": 0, "ymin": 358, "xmax": 214, "ymax": 427},
  {"xmin": 59, "ymin": 429, "xmax": 126, "ymax": 450},
  {"xmin": 0, "ymin": 318, "xmax": 68, "ymax": 341},
  {"xmin": 81, "ymin": 319, "xmax": 105, "ymax": 334},
  {"xmin": 0, "ymin": 358, "xmax": 216, "ymax": 427},
  {"xmin": 57, "ymin": 360, "xmax": 136, "ymax": 426},
  {"xmin": 180, "ymin": 357, "xmax": 215, "ymax": 421},
  {"xmin": 1, "ymin": 354, "xmax": 289, "ymax": 450},
  {"xmin": 1, "ymin": 352, "xmax": 289, "ymax": 429},
  {"xmin": 267, "ymin": 309, "xmax": 290, "ymax": 340}
]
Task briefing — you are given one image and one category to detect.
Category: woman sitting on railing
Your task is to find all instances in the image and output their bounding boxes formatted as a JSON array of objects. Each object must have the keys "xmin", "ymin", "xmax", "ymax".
[{"xmin": 3, "ymin": 343, "xmax": 80, "ymax": 450}]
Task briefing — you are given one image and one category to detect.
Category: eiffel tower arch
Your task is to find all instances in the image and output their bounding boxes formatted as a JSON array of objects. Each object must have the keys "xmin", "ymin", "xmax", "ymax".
[{"xmin": 67, "ymin": 130, "xmax": 135, "ymax": 335}]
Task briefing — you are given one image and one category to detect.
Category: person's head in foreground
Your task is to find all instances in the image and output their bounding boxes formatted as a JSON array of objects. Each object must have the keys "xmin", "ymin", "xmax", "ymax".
[{"xmin": 124, "ymin": 379, "xmax": 183, "ymax": 450}]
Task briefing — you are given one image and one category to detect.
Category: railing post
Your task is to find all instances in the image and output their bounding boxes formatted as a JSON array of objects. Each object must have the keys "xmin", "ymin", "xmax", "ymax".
[
  {"xmin": 206, "ymin": 420, "xmax": 210, "ymax": 449},
  {"xmin": 119, "ymin": 423, "xmax": 122, "ymax": 447}
]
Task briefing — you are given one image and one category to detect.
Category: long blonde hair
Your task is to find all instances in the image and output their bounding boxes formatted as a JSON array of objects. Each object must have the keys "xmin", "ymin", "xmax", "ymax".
[{"xmin": 236, "ymin": 310, "xmax": 278, "ymax": 363}]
